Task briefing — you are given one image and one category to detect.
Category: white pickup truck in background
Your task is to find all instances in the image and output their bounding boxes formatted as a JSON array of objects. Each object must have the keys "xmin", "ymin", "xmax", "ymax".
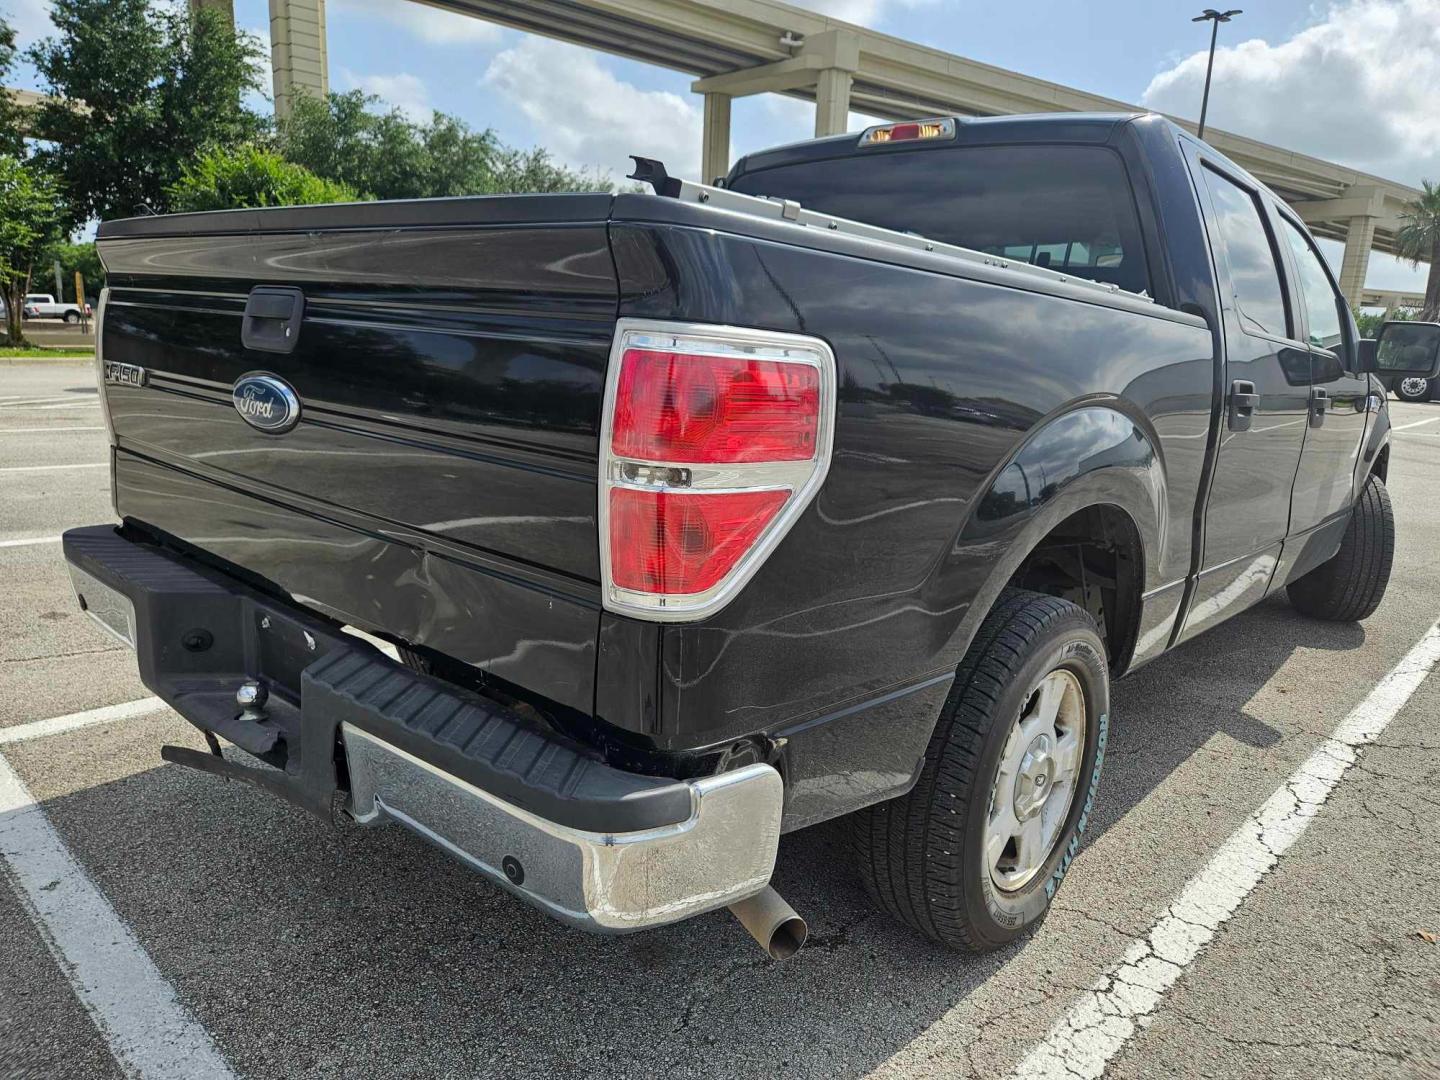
[{"xmin": 24, "ymin": 293, "xmax": 89, "ymax": 322}]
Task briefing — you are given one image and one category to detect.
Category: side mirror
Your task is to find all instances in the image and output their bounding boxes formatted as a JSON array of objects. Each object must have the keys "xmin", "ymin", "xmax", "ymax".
[{"xmin": 1363, "ymin": 320, "xmax": 1440, "ymax": 378}]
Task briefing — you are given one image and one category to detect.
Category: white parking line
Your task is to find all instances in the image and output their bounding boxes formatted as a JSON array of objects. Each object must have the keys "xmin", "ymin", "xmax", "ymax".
[
  {"xmin": 0, "ymin": 426, "xmax": 105, "ymax": 434},
  {"xmin": 0, "ymin": 698, "xmax": 166, "ymax": 746},
  {"xmin": 1012, "ymin": 619, "xmax": 1440, "ymax": 1080},
  {"xmin": 1392, "ymin": 415, "xmax": 1440, "ymax": 431},
  {"xmin": 0, "ymin": 751, "xmax": 237, "ymax": 1079},
  {"xmin": 0, "ymin": 536, "xmax": 62, "ymax": 548},
  {"xmin": 0, "ymin": 462, "xmax": 106, "ymax": 473},
  {"xmin": 34, "ymin": 402, "xmax": 101, "ymax": 410},
  {"xmin": 0, "ymin": 397, "xmax": 76, "ymax": 407}
]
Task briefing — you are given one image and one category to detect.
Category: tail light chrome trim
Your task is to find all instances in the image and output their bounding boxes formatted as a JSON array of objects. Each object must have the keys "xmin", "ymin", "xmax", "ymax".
[{"xmin": 598, "ymin": 319, "xmax": 837, "ymax": 621}]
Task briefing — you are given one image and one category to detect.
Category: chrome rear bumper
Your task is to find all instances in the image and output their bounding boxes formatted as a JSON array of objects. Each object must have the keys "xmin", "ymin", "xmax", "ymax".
[
  {"xmin": 63, "ymin": 524, "xmax": 786, "ymax": 934},
  {"xmin": 343, "ymin": 725, "xmax": 784, "ymax": 932}
]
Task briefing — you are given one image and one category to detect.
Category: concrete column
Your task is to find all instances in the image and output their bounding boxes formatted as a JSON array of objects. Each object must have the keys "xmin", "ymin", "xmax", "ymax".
[
  {"xmin": 814, "ymin": 67, "xmax": 852, "ymax": 137},
  {"xmin": 701, "ymin": 92, "xmax": 731, "ymax": 183},
  {"xmin": 1338, "ymin": 214, "xmax": 1377, "ymax": 310},
  {"xmin": 269, "ymin": 0, "xmax": 328, "ymax": 121}
]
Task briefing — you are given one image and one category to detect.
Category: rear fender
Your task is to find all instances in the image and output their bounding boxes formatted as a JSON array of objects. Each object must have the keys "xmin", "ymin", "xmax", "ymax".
[{"xmin": 931, "ymin": 404, "xmax": 1165, "ymax": 673}]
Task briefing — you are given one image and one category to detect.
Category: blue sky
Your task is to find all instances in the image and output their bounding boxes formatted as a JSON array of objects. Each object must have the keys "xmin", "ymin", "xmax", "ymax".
[{"xmin": 7, "ymin": 0, "xmax": 1438, "ymax": 290}]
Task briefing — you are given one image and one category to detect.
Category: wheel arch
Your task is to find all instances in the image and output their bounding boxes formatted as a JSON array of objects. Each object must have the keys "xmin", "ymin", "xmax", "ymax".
[{"xmin": 937, "ymin": 404, "xmax": 1164, "ymax": 676}]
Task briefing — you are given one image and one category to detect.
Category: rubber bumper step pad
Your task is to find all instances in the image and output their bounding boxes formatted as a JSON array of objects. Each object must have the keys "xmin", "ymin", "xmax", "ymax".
[{"xmin": 307, "ymin": 635, "xmax": 694, "ymax": 834}]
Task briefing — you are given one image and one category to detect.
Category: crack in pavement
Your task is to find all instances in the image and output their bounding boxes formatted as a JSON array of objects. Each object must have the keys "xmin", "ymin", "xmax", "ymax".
[{"xmin": 1009, "ymin": 620, "xmax": 1440, "ymax": 1080}]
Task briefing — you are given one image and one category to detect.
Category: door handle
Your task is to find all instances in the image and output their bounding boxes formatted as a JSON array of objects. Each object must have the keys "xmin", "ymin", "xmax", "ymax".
[
  {"xmin": 1228, "ymin": 379, "xmax": 1260, "ymax": 432},
  {"xmin": 1309, "ymin": 387, "xmax": 1328, "ymax": 428}
]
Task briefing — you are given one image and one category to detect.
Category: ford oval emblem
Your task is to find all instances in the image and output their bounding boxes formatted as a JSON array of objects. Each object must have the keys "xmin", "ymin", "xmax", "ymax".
[{"xmin": 232, "ymin": 373, "xmax": 301, "ymax": 434}]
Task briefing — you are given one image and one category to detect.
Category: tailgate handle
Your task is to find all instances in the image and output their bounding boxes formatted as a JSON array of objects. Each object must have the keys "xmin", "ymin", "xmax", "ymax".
[{"xmin": 242, "ymin": 287, "xmax": 305, "ymax": 355}]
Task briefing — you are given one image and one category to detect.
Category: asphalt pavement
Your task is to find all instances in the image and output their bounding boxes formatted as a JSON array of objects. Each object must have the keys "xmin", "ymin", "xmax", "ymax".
[{"xmin": 1, "ymin": 356, "xmax": 1437, "ymax": 1079}]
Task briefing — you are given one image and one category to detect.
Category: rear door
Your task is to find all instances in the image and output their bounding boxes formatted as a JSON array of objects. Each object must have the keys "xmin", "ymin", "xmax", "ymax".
[
  {"xmin": 1178, "ymin": 154, "xmax": 1311, "ymax": 641},
  {"xmin": 1275, "ymin": 211, "xmax": 1370, "ymax": 533}
]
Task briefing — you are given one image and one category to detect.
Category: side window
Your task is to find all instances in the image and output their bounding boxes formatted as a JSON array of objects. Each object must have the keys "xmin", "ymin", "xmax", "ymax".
[
  {"xmin": 1201, "ymin": 167, "xmax": 1290, "ymax": 339},
  {"xmin": 1280, "ymin": 217, "xmax": 1347, "ymax": 360}
]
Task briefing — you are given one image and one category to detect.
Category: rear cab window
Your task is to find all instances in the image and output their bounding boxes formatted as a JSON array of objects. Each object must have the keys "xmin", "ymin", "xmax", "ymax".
[{"xmin": 728, "ymin": 143, "xmax": 1153, "ymax": 297}]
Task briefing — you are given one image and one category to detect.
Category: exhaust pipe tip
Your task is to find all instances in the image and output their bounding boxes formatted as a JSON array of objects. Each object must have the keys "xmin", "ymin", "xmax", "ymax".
[{"xmin": 728, "ymin": 885, "xmax": 808, "ymax": 959}]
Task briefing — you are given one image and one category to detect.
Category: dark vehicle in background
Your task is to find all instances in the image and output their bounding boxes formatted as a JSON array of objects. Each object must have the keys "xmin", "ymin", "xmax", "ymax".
[
  {"xmin": 1384, "ymin": 326, "xmax": 1440, "ymax": 401},
  {"xmin": 64, "ymin": 113, "xmax": 1440, "ymax": 957}
]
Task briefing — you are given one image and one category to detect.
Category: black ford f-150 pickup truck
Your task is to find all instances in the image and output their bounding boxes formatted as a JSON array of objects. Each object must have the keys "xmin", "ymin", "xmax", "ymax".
[{"xmin": 64, "ymin": 112, "xmax": 1440, "ymax": 957}]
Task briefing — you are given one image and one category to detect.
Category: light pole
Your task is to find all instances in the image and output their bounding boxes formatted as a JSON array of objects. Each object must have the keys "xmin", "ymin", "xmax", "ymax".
[{"xmin": 1192, "ymin": 8, "xmax": 1241, "ymax": 142}]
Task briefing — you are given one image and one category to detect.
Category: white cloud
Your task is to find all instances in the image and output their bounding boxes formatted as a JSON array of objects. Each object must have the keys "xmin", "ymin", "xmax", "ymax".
[
  {"xmin": 6, "ymin": 0, "xmax": 54, "ymax": 47},
  {"xmin": 342, "ymin": 69, "xmax": 432, "ymax": 121},
  {"xmin": 790, "ymin": 0, "xmax": 937, "ymax": 28},
  {"xmin": 1141, "ymin": 0, "xmax": 1440, "ymax": 186},
  {"xmin": 329, "ymin": 0, "xmax": 502, "ymax": 45},
  {"xmin": 751, "ymin": 93, "xmax": 890, "ymax": 147},
  {"xmin": 484, "ymin": 37, "xmax": 700, "ymax": 180}
]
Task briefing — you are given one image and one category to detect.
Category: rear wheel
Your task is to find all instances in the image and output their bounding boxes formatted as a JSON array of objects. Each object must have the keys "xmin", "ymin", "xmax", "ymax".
[
  {"xmin": 1395, "ymin": 377, "xmax": 1432, "ymax": 402},
  {"xmin": 1287, "ymin": 473, "xmax": 1394, "ymax": 621},
  {"xmin": 853, "ymin": 588, "xmax": 1108, "ymax": 951},
  {"xmin": 64, "ymin": 310, "xmax": 80, "ymax": 324}
]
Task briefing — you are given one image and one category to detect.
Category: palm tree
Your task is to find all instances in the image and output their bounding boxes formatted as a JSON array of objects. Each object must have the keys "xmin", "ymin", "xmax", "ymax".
[{"xmin": 1397, "ymin": 179, "xmax": 1440, "ymax": 321}]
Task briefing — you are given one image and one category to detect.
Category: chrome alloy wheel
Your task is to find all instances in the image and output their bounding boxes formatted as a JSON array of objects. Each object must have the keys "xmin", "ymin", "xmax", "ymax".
[
  {"xmin": 986, "ymin": 668, "xmax": 1087, "ymax": 891},
  {"xmin": 1399, "ymin": 377, "xmax": 1430, "ymax": 398}
]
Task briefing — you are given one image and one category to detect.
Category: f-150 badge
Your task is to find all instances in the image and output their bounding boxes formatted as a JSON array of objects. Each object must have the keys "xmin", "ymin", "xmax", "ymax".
[{"xmin": 232, "ymin": 373, "xmax": 301, "ymax": 434}]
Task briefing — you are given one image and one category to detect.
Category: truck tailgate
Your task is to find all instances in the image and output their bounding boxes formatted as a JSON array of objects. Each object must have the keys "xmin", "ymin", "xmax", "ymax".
[{"xmin": 95, "ymin": 195, "xmax": 617, "ymax": 714}]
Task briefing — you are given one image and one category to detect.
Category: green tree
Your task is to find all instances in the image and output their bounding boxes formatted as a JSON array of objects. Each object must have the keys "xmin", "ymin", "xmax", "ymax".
[
  {"xmin": 40, "ymin": 239, "xmax": 105, "ymax": 302},
  {"xmin": 27, "ymin": 0, "xmax": 264, "ymax": 227},
  {"xmin": 493, "ymin": 146, "xmax": 613, "ymax": 194},
  {"xmin": 1397, "ymin": 180, "xmax": 1440, "ymax": 322},
  {"xmin": 275, "ymin": 90, "xmax": 609, "ymax": 199},
  {"xmin": 167, "ymin": 144, "xmax": 359, "ymax": 212},
  {"xmin": 0, "ymin": 13, "xmax": 23, "ymax": 157},
  {"xmin": 1356, "ymin": 308, "xmax": 1417, "ymax": 339},
  {"xmin": 0, "ymin": 155, "xmax": 63, "ymax": 345}
]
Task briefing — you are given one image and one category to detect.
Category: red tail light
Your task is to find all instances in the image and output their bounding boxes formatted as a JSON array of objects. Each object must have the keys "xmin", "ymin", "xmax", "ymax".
[
  {"xmin": 600, "ymin": 322, "xmax": 836, "ymax": 620},
  {"xmin": 609, "ymin": 488, "xmax": 789, "ymax": 594},
  {"xmin": 612, "ymin": 349, "xmax": 821, "ymax": 463}
]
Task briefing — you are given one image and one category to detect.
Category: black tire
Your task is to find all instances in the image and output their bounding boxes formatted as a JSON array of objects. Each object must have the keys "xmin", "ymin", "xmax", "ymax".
[
  {"xmin": 1393, "ymin": 377, "xmax": 1433, "ymax": 402},
  {"xmin": 853, "ymin": 588, "xmax": 1109, "ymax": 951},
  {"xmin": 1287, "ymin": 473, "xmax": 1394, "ymax": 621},
  {"xmin": 64, "ymin": 311, "xmax": 80, "ymax": 324}
]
